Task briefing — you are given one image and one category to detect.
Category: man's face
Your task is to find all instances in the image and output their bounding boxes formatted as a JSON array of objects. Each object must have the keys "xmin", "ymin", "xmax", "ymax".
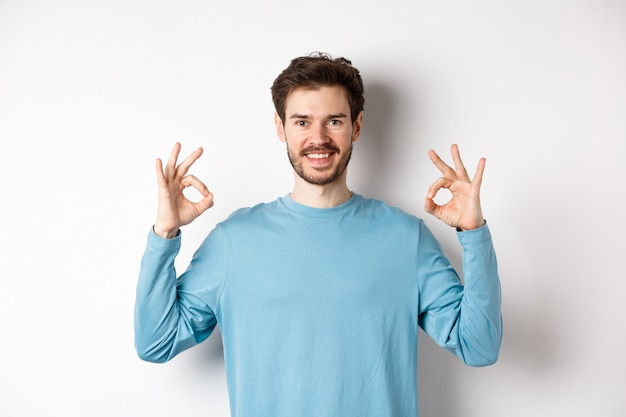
[{"xmin": 275, "ymin": 85, "xmax": 362, "ymax": 186}]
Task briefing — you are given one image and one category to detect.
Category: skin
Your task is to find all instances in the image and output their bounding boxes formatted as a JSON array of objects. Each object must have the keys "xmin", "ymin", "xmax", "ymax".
[
  {"xmin": 274, "ymin": 85, "xmax": 362, "ymax": 208},
  {"xmin": 424, "ymin": 144, "xmax": 486, "ymax": 231},
  {"xmin": 153, "ymin": 86, "xmax": 485, "ymax": 238},
  {"xmin": 153, "ymin": 143, "xmax": 214, "ymax": 239}
]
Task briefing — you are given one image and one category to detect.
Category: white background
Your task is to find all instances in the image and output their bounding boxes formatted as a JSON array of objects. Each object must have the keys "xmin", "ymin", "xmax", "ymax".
[{"xmin": 1, "ymin": 0, "xmax": 624, "ymax": 416}]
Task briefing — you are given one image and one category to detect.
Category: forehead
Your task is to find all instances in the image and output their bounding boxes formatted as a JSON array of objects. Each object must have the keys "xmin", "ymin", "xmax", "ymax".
[{"xmin": 285, "ymin": 85, "xmax": 350, "ymax": 114}]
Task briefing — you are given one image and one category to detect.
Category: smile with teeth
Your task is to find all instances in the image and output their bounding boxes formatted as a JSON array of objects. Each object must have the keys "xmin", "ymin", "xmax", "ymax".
[{"xmin": 306, "ymin": 153, "xmax": 331, "ymax": 159}]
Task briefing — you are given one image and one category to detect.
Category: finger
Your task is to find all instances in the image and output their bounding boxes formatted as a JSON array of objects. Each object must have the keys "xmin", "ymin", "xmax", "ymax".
[
  {"xmin": 165, "ymin": 142, "xmax": 182, "ymax": 179},
  {"xmin": 426, "ymin": 177, "xmax": 452, "ymax": 199},
  {"xmin": 155, "ymin": 158, "xmax": 166, "ymax": 186},
  {"xmin": 428, "ymin": 149, "xmax": 456, "ymax": 178},
  {"xmin": 176, "ymin": 147, "xmax": 204, "ymax": 179},
  {"xmin": 181, "ymin": 175, "xmax": 214, "ymax": 215},
  {"xmin": 450, "ymin": 144, "xmax": 470, "ymax": 181},
  {"xmin": 181, "ymin": 175, "xmax": 211, "ymax": 197},
  {"xmin": 196, "ymin": 191, "xmax": 215, "ymax": 213},
  {"xmin": 471, "ymin": 157, "xmax": 486, "ymax": 188}
]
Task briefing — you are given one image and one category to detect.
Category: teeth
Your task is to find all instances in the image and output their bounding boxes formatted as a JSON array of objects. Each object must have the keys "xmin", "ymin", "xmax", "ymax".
[{"xmin": 307, "ymin": 153, "xmax": 330, "ymax": 159}]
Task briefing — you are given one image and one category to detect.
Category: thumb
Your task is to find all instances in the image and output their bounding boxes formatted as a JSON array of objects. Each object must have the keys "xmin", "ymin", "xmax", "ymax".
[
  {"xmin": 195, "ymin": 191, "xmax": 215, "ymax": 214},
  {"xmin": 424, "ymin": 197, "xmax": 438, "ymax": 214}
]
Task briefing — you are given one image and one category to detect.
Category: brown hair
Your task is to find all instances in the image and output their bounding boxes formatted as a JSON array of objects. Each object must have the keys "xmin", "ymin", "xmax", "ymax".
[{"xmin": 271, "ymin": 52, "xmax": 365, "ymax": 123}]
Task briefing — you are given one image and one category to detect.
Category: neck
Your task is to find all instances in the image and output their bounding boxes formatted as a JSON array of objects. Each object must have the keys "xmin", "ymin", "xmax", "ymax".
[{"xmin": 290, "ymin": 173, "xmax": 352, "ymax": 208}]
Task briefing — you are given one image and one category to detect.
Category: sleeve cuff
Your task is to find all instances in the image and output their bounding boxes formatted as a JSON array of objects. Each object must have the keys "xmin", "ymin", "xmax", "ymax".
[
  {"xmin": 147, "ymin": 226, "xmax": 182, "ymax": 251},
  {"xmin": 456, "ymin": 221, "xmax": 492, "ymax": 245},
  {"xmin": 456, "ymin": 219, "xmax": 487, "ymax": 233}
]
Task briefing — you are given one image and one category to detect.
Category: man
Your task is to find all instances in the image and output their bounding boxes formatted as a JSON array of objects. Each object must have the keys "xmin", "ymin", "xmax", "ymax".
[{"xmin": 134, "ymin": 53, "xmax": 502, "ymax": 417}]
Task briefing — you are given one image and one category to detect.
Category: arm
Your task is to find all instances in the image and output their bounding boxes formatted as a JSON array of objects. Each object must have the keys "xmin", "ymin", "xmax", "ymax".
[
  {"xmin": 134, "ymin": 229, "xmax": 224, "ymax": 363},
  {"xmin": 134, "ymin": 143, "xmax": 217, "ymax": 362},
  {"xmin": 417, "ymin": 221, "xmax": 502, "ymax": 366},
  {"xmin": 419, "ymin": 144, "xmax": 502, "ymax": 365}
]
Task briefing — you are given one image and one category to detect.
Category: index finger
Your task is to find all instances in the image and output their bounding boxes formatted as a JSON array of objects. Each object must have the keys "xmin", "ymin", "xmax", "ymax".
[
  {"xmin": 428, "ymin": 149, "xmax": 455, "ymax": 178},
  {"xmin": 175, "ymin": 146, "xmax": 204, "ymax": 179}
]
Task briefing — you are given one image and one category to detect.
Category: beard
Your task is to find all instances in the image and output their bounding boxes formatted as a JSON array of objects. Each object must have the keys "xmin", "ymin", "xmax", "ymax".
[{"xmin": 287, "ymin": 142, "xmax": 353, "ymax": 186}]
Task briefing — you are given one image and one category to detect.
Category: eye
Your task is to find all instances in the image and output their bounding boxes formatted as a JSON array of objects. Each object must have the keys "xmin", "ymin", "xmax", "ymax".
[
  {"xmin": 296, "ymin": 120, "xmax": 307, "ymax": 127},
  {"xmin": 328, "ymin": 119, "xmax": 342, "ymax": 126}
]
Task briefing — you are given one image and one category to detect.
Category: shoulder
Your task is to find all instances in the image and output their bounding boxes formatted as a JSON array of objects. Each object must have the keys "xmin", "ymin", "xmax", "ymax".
[
  {"xmin": 353, "ymin": 195, "xmax": 423, "ymax": 226},
  {"xmin": 217, "ymin": 198, "xmax": 285, "ymax": 229}
]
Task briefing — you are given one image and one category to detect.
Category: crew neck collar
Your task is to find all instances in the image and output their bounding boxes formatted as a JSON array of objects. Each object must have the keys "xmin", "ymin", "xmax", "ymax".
[{"xmin": 280, "ymin": 193, "xmax": 361, "ymax": 218}]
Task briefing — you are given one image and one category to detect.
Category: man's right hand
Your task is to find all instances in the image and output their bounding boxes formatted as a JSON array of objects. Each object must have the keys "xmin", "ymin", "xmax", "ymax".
[{"xmin": 153, "ymin": 142, "xmax": 214, "ymax": 239}]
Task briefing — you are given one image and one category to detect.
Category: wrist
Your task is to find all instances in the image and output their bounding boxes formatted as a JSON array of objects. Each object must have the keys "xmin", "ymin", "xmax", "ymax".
[
  {"xmin": 153, "ymin": 225, "xmax": 179, "ymax": 239},
  {"xmin": 456, "ymin": 219, "xmax": 486, "ymax": 232}
]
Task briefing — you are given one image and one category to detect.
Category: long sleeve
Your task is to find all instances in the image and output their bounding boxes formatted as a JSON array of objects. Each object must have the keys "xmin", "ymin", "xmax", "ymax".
[
  {"xmin": 133, "ymin": 195, "xmax": 502, "ymax": 416},
  {"xmin": 417, "ymin": 222, "xmax": 502, "ymax": 366},
  {"xmin": 134, "ymin": 228, "xmax": 223, "ymax": 363}
]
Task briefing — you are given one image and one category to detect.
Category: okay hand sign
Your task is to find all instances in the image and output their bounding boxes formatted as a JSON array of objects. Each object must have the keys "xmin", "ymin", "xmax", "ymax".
[
  {"xmin": 154, "ymin": 143, "xmax": 214, "ymax": 239},
  {"xmin": 424, "ymin": 144, "xmax": 486, "ymax": 231}
]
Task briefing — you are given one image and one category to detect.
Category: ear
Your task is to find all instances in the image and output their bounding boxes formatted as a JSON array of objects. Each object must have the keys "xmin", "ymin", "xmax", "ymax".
[
  {"xmin": 351, "ymin": 112, "xmax": 363, "ymax": 143},
  {"xmin": 274, "ymin": 112, "xmax": 286, "ymax": 143}
]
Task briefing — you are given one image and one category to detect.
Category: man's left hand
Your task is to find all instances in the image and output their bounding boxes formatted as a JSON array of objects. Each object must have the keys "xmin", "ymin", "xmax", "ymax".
[{"xmin": 424, "ymin": 144, "xmax": 486, "ymax": 231}]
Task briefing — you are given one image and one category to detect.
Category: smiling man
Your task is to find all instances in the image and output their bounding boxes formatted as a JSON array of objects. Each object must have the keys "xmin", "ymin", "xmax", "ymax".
[
  {"xmin": 134, "ymin": 53, "xmax": 502, "ymax": 417},
  {"xmin": 278, "ymin": 84, "xmax": 361, "ymax": 206}
]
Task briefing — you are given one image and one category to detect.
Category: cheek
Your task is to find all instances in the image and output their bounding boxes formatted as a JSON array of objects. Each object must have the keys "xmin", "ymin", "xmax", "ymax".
[
  {"xmin": 283, "ymin": 129, "xmax": 306, "ymax": 144},
  {"xmin": 341, "ymin": 130, "xmax": 357, "ymax": 144}
]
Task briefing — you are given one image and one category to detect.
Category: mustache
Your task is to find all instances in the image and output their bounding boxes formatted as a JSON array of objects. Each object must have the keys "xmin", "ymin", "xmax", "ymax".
[{"xmin": 300, "ymin": 145, "xmax": 340, "ymax": 156}]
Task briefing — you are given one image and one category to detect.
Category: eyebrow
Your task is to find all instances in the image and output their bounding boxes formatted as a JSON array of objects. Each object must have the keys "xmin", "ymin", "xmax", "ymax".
[{"xmin": 288, "ymin": 112, "xmax": 349, "ymax": 120}]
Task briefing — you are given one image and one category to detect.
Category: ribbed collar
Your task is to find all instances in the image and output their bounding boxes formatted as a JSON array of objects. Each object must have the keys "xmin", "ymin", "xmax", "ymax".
[{"xmin": 279, "ymin": 193, "xmax": 362, "ymax": 218}]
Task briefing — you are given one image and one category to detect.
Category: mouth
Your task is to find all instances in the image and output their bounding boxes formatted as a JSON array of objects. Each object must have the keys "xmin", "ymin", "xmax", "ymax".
[
  {"xmin": 306, "ymin": 152, "xmax": 332, "ymax": 159},
  {"xmin": 302, "ymin": 145, "xmax": 339, "ymax": 160},
  {"xmin": 303, "ymin": 150, "xmax": 336, "ymax": 166}
]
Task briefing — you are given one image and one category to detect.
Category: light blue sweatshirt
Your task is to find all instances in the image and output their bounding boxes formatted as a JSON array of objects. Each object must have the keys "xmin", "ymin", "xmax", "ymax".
[{"xmin": 135, "ymin": 194, "xmax": 502, "ymax": 417}]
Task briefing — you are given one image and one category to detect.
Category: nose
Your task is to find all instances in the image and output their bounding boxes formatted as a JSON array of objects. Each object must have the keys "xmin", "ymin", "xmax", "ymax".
[{"xmin": 309, "ymin": 122, "xmax": 330, "ymax": 144}]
